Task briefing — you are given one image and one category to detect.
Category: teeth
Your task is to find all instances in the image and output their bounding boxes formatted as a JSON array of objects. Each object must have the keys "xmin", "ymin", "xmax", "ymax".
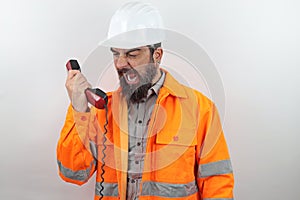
[{"xmin": 127, "ymin": 74, "xmax": 137, "ymax": 82}]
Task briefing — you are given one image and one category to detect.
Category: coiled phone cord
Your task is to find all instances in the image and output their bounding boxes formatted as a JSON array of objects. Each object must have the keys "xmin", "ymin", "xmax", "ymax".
[{"xmin": 99, "ymin": 104, "xmax": 108, "ymax": 200}]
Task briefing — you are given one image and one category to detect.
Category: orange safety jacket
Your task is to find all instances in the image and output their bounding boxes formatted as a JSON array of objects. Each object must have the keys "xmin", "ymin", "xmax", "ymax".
[{"xmin": 57, "ymin": 70, "xmax": 234, "ymax": 200}]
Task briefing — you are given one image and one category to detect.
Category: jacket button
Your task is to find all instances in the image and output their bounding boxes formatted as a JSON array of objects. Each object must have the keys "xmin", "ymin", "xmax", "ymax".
[
  {"xmin": 173, "ymin": 136, "xmax": 179, "ymax": 141},
  {"xmin": 81, "ymin": 116, "xmax": 87, "ymax": 121}
]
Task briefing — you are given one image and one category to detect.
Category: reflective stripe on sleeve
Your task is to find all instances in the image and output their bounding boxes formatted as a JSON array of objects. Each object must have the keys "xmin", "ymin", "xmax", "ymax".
[
  {"xmin": 203, "ymin": 198, "xmax": 234, "ymax": 200},
  {"xmin": 57, "ymin": 160, "xmax": 95, "ymax": 181},
  {"xmin": 141, "ymin": 180, "xmax": 198, "ymax": 197},
  {"xmin": 198, "ymin": 159, "xmax": 233, "ymax": 178},
  {"xmin": 95, "ymin": 182, "xmax": 119, "ymax": 197}
]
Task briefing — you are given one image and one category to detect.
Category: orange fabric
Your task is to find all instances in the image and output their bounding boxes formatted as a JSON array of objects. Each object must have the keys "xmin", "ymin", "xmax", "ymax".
[{"xmin": 57, "ymin": 70, "xmax": 234, "ymax": 199}]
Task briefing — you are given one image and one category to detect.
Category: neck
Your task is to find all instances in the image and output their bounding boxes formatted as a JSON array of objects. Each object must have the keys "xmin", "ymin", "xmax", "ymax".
[{"xmin": 151, "ymin": 67, "xmax": 161, "ymax": 85}]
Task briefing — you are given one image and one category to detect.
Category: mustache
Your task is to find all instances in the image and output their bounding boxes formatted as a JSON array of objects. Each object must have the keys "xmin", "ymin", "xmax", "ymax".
[{"xmin": 117, "ymin": 67, "xmax": 136, "ymax": 77}]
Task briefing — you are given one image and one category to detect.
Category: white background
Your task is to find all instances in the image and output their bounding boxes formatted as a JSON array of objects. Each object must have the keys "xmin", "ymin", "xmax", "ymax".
[{"xmin": 1, "ymin": 0, "xmax": 299, "ymax": 199}]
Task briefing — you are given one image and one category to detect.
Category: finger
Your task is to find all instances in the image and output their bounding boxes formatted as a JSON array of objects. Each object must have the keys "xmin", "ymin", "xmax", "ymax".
[
  {"xmin": 65, "ymin": 72, "xmax": 83, "ymax": 92},
  {"xmin": 67, "ymin": 70, "xmax": 80, "ymax": 81},
  {"xmin": 77, "ymin": 81, "xmax": 91, "ymax": 91},
  {"xmin": 73, "ymin": 74, "xmax": 88, "ymax": 86}
]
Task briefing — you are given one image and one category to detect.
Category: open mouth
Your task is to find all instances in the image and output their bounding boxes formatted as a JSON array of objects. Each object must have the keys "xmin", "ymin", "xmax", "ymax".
[{"xmin": 120, "ymin": 69, "xmax": 138, "ymax": 85}]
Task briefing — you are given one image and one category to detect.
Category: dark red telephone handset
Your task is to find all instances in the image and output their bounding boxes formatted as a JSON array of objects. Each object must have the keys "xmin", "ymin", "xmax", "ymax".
[{"xmin": 66, "ymin": 59, "xmax": 108, "ymax": 109}]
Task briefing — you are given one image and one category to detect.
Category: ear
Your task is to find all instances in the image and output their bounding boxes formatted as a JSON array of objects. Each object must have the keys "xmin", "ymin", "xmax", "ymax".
[{"xmin": 153, "ymin": 47, "xmax": 163, "ymax": 63}]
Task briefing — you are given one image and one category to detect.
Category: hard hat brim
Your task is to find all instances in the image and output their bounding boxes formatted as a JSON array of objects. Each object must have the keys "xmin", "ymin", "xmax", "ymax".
[{"xmin": 99, "ymin": 28, "xmax": 165, "ymax": 49}]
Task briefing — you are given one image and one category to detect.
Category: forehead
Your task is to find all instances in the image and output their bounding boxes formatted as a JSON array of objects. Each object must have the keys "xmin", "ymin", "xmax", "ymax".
[{"xmin": 110, "ymin": 46, "xmax": 149, "ymax": 53}]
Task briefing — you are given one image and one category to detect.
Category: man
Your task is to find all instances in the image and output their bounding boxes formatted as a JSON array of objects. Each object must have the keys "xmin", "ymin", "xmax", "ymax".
[{"xmin": 57, "ymin": 2, "xmax": 234, "ymax": 200}]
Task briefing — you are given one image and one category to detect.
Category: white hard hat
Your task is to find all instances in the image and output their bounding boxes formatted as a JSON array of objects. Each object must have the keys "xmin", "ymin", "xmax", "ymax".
[{"xmin": 99, "ymin": 1, "xmax": 165, "ymax": 49}]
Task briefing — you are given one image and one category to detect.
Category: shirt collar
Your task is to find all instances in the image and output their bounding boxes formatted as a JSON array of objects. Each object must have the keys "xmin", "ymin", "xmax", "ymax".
[{"xmin": 148, "ymin": 70, "xmax": 165, "ymax": 97}]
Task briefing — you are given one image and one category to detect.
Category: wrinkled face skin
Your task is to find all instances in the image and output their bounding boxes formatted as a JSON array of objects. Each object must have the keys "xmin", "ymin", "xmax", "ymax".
[{"xmin": 111, "ymin": 46, "xmax": 160, "ymax": 102}]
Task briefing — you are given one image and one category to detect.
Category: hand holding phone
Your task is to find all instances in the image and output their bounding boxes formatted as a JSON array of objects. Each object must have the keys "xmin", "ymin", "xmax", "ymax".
[{"xmin": 66, "ymin": 59, "xmax": 108, "ymax": 110}]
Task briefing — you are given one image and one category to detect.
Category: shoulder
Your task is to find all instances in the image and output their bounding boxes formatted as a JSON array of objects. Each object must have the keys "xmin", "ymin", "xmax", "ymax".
[
  {"xmin": 182, "ymin": 83, "xmax": 214, "ymax": 112},
  {"xmin": 162, "ymin": 70, "xmax": 214, "ymax": 111}
]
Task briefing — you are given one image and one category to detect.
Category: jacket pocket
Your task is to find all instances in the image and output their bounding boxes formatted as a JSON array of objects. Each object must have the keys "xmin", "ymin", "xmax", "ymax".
[
  {"xmin": 156, "ymin": 128, "xmax": 197, "ymax": 146},
  {"xmin": 150, "ymin": 128, "xmax": 197, "ymax": 181}
]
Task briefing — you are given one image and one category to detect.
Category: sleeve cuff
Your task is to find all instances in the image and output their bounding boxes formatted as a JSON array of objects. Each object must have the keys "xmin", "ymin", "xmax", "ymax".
[{"xmin": 72, "ymin": 106, "xmax": 91, "ymax": 127}]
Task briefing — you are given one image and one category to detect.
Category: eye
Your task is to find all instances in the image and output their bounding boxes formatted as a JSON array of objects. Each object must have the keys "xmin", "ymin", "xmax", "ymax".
[
  {"xmin": 128, "ymin": 54, "xmax": 137, "ymax": 58},
  {"xmin": 127, "ymin": 51, "xmax": 139, "ymax": 58},
  {"xmin": 112, "ymin": 52, "xmax": 119, "ymax": 57}
]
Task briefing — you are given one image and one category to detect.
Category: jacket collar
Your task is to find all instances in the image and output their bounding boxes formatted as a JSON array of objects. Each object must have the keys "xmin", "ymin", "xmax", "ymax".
[{"xmin": 160, "ymin": 69, "xmax": 188, "ymax": 98}]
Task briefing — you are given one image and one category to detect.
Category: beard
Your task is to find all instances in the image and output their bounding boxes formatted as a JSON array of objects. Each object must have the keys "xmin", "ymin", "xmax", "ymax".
[{"xmin": 118, "ymin": 64, "xmax": 157, "ymax": 103}]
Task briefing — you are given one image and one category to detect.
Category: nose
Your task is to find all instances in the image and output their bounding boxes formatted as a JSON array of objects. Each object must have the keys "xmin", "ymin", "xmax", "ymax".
[{"xmin": 115, "ymin": 55, "xmax": 129, "ymax": 69}]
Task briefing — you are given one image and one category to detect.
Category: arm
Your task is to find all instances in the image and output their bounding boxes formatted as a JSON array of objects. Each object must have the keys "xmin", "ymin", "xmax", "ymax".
[
  {"xmin": 196, "ymin": 103, "xmax": 234, "ymax": 199},
  {"xmin": 57, "ymin": 70, "xmax": 99, "ymax": 185},
  {"xmin": 56, "ymin": 105, "xmax": 99, "ymax": 185}
]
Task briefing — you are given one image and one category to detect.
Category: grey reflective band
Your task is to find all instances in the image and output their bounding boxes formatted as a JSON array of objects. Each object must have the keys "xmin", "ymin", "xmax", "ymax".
[
  {"xmin": 141, "ymin": 180, "xmax": 198, "ymax": 197},
  {"xmin": 203, "ymin": 198, "xmax": 234, "ymax": 200},
  {"xmin": 89, "ymin": 141, "xmax": 98, "ymax": 159},
  {"xmin": 57, "ymin": 160, "xmax": 96, "ymax": 182},
  {"xmin": 95, "ymin": 182, "xmax": 119, "ymax": 197},
  {"xmin": 199, "ymin": 159, "xmax": 233, "ymax": 178}
]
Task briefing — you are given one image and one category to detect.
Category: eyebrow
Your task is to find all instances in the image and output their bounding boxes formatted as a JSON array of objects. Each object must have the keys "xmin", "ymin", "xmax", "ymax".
[
  {"xmin": 125, "ymin": 48, "xmax": 142, "ymax": 54},
  {"xmin": 110, "ymin": 48, "xmax": 142, "ymax": 54}
]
